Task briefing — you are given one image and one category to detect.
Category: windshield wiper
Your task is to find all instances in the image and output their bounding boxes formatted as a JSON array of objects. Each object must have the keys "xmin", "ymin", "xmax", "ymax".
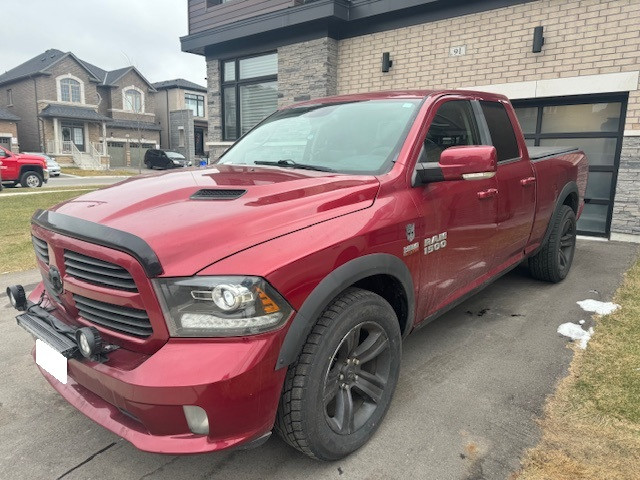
[{"xmin": 253, "ymin": 159, "xmax": 336, "ymax": 173}]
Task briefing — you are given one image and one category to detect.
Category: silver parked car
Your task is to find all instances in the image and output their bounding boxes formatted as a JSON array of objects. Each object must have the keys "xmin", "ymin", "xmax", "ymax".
[{"xmin": 25, "ymin": 153, "xmax": 61, "ymax": 176}]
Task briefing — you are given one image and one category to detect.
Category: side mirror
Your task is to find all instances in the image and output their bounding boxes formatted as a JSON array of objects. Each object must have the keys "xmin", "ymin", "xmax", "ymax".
[{"xmin": 414, "ymin": 145, "xmax": 497, "ymax": 185}]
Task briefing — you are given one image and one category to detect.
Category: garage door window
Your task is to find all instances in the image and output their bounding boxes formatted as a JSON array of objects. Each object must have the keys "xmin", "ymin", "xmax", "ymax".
[{"xmin": 514, "ymin": 95, "xmax": 627, "ymax": 237}]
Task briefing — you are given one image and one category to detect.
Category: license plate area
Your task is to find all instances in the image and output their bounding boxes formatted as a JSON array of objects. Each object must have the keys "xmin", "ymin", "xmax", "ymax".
[{"xmin": 36, "ymin": 339, "xmax": 68, "ymax": 384}]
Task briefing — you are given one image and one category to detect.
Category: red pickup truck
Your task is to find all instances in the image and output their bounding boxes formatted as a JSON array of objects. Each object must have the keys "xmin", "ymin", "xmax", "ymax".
[
  {"xmin": 9, "ymin": 90, "xmax": 587, "ymax": 460},
  {"xmin": 0, "ymin": 145, "xmax": 49, "ymax": 188}
]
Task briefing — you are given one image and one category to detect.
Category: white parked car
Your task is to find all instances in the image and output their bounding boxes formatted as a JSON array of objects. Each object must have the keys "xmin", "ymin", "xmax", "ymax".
[{"xmin": 25, "ymin": 153, "xmax": 61, "ymax": 176}]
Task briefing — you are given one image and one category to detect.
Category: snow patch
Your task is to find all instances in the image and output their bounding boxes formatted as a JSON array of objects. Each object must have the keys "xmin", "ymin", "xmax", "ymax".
[
  {"xmin": 577, "ymin": 299, "xmax": 619, "ymax": 316},
  {"xmin": 557, "ymin": 322, "xmax": 594, "ymax": 349},
  {"xmin": 579, "ymin": 320, "xmax": 585, "ymax": 325}
]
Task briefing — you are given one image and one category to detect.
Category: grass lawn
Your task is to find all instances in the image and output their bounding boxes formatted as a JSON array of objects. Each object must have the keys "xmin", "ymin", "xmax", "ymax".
[
  {"xmin": 0, "ymin": 189, "xmax": 97, "ymax": 273},
  {"xmin": 517, "ymin": 256, "xmax": 640, "ymax": 480},
  {"xmin": 61, "ymin": 167, "xmax": 135, "ymax": 177}
]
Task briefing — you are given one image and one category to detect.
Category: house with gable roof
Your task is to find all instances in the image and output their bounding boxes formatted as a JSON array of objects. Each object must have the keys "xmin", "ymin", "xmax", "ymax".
[{"xmin": 0, "ymin": 49, "xmax": 161, "ymax": 168}]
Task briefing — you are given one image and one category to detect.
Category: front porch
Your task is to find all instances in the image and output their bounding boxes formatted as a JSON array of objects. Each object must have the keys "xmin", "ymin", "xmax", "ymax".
[{"xmin": 40, "ymin": 105, "xmax": 111, "ymax": 170}]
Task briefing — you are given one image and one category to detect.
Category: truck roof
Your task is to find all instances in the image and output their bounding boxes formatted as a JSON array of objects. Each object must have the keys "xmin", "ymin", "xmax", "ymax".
[{"xmin": 283, "ymin": 89, "xmax": 510, "ymax": 109}]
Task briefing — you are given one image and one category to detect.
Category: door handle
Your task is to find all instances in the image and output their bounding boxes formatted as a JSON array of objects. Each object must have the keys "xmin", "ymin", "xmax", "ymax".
[
  {"xmin": 477, "ymin": 188, "xmax": 498, "ymax": 199},
  {"xmin": 520, "ymin": 176, "xmax": 536, "ymax": 187}
]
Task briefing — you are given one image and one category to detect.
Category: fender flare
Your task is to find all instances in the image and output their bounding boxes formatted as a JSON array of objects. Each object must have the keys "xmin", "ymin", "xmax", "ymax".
[
  {"xmin": 531, "ymin": 181, "xmax": 578, "ymax": 256},
  {"xmin": 276, "ymin": 253, "xmax": 415, "ymax": 370}
]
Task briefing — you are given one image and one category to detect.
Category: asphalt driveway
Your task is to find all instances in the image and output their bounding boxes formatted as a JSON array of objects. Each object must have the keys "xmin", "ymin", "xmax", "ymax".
[{"xmin": 0, "ymin": 240, "xmax": 637, "ymax": 480}]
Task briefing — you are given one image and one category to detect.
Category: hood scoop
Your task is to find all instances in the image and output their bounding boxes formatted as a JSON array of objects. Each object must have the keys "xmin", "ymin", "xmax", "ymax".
[{"xmin": 191, "ymin": 189, "xmax": 247, "ymax": 200}]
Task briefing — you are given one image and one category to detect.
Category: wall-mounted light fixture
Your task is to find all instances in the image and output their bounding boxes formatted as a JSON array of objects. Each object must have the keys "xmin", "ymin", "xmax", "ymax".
[
  {"xmin": 532, "ymin": 26, "xmax": 544, "ymax": 53},
  {"xmin": 382, "ymin": 52, "xmax": 393, "ymax": 73}
]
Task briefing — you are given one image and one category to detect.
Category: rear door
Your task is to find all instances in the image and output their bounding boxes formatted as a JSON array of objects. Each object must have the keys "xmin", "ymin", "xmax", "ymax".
[{"xmin": 479, "ymin": 100, "xmax": 536, "ymax": 266}]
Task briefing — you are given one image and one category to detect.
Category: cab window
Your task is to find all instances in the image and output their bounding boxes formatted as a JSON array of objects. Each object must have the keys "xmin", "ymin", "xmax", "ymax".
[
  {"xmin": 422, "ymin": 100, "xmax": 480, "ymax": 163},
  {"xmin": 480, "ymin": 101, "xmax": 520, "ymax": 162}
]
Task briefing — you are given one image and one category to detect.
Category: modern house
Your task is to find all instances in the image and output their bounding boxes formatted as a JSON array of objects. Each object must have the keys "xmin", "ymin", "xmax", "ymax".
[
  {"xmin": 0, "ymin": 107, "xmax": 20, "ymax": 152},
  {"xmin": 0, "ymin": 49, "xmax": 161, "ymax": 169},
  {"xmin": 180, "ymin": 0, "xmax": 640, "ymax": 241},
  {"xmin": 153, "ymin": 79, "xmax": 208, "ymax": 163}
]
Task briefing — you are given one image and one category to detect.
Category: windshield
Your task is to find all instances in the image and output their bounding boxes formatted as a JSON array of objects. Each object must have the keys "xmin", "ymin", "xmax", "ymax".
[
  {"xmin": 166, "ymin": 151, "xmax": 186, "ymax": 159},
  {"xmin": 217, "ymin": 99, "xmax": 422, "ymax": 175}
]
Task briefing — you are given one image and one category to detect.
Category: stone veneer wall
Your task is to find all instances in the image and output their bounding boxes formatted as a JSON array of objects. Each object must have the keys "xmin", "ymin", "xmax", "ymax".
[
  {"xmin": 277, "ymin": 37, "xmax": 338, "ymax": 107},
  {"xmin": 611, "ymin": 135, "xmax": 640, "ymax": 235},
  {"xmin": 169, "ymin": 110, "xmax": 195, "ymax": 162},
  {"xmin": 205, "ymin": 36, "xmax": 339, "ymax": 161}
]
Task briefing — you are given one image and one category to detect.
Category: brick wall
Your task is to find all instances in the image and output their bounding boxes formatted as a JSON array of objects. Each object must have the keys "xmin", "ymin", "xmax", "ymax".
[
  {"xmin": 109, "ymin": 70, "xmax": 156, "ymax": 116},
  {"xmin": 0, "ymin": 120, "xmax": 19, "ymax": 151},
  {"xmin": 205, "ymin": 58, "xmax": 227, "ymax": 159},
  {"xmin": 278, "ymin": 37, "xmax": 338, "ymax": 107},
  {"xmin": 337, "ymin": 0, "xmax": 640, "ymax": 129},
  {"xmin": 5, "ymin": 78, "xmax": 40, "ymax": 151},
  {"xmin": 611, "ymin": 136, "xmax": 640, "ymax": 234}
]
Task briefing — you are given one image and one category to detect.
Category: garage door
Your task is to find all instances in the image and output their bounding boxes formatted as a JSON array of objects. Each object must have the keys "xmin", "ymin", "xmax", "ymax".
[
  {"xmin": 0, "ymin": 137, "xmax": 11, "ymax": 150},
  {"xmin": 107, "ymin": 142, "xmax": 126, "ymax": 167},
  {"xmin": 514, "ymin": 94, "xmax": 627, "ymax": 238}
]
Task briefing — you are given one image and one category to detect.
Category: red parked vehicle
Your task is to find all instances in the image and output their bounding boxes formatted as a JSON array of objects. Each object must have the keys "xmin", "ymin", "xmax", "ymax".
[
  {"xmin": 9, "ymin": 90, "xmax": 587, "ymax": 460},
  {"xmin": 0, "ymin": 145, "xmax": 49, "ymax": 188}
]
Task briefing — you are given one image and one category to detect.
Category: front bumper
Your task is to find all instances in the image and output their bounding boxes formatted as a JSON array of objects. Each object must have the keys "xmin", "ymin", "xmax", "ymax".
[{"xmin": 18, "ymin": 288, "xmax": 289, "ymax": 454}]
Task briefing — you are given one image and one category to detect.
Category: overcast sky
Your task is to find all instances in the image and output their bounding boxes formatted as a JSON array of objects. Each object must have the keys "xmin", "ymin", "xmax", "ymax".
[{"xmin": 1, "ymin": 0, "xmax": 206, "ymax": 86}]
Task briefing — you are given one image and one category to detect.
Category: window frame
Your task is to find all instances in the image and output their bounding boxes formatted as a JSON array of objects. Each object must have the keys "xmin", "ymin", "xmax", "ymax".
[
  {"xmin": 220, "ymin": 51, "xmax": 278, "ymax": 141},
  {"xmin": 206, "ymin": 0, "xmax": 233, "ymax": 7},
  {"xmin": 56, "ymin": 74, "xmax": 85, "ymax": 104},
  {"xmin": 122, "ymin": 85, "xmax": 145, "ymax": 113},
  {"xmin": 7, "ymin": 89, "xmax": 12, "ymax": 106},
  {"xmin": 185, "ymin": 92, "xmax": 205, "ymax": 117}
]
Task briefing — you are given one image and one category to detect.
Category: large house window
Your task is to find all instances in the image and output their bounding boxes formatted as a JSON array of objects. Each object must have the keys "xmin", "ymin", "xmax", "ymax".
[
  {"xmin": 123, "ymin": 87, "xmax": 143, "ymax": 113},
  {"xmin": 222, "ymin": 52, "xmax": 278, "ymax": 141},
  {"xmin": 185, "ymin": 93, "xmax": 205, "ymax": 117},
  {"xmin": 60, "ymin": 78, "xmax": 82, "ymax": 103}
]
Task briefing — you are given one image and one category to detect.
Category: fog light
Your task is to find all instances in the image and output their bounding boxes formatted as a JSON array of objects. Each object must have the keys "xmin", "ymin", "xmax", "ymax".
[
  {"xmin": 75, "ymin": 327, "xmax": 102, "ymax": 358},
  {"xmin": 6, "ymin": 285, "xmax": 27, "ymax": 311},
  {"xmin": 183, "ymin": 405, "xmax": 209, "ymax": 435}
]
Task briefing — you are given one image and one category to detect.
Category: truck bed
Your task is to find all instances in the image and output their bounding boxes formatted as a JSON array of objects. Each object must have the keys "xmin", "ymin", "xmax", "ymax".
[{"xmin": 528, "ymin": 146, "xmax": 579, "ymax": 161}]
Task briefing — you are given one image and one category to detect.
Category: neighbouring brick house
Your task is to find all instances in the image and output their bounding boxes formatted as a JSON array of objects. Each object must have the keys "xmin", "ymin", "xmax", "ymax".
[
  {"xmin": 181, "ymin": 0, "xmax": 640, "ymax": 241},
  {"xmin": 0, "ymin": 49, "xmax": 161, "ymax": 169},
  {"xmin": 0, "ymin": 107, "xmax": 20, "ymax": 152},
  {"xmin": 153, "ymin": 79, "xmax": 209, "ymax": 164}
]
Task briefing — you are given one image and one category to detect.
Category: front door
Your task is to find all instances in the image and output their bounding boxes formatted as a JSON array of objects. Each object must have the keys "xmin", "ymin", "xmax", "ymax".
[
  {"xmin": 194, "ymin": 127, "xmax": 205, "ymax": 156},
  {"xmin": 411, "ymin": 98, "xmax": 499, "ymax": 318},
  {"xmin": 61, "ymin": 122, "xmax": 85, "ymax": 152}
]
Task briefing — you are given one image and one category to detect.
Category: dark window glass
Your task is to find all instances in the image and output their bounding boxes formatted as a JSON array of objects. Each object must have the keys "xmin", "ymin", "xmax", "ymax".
[
  {"xmin": 222, "ymin": 53, "xmax": 278, "ymax": 141},
  {"xmin": 422, "ymin": 100, "xmax": 479, "ymax": 163},
  {"xmin": 480, "ymin": 101, "xmax": 520, "ymax": 162}
]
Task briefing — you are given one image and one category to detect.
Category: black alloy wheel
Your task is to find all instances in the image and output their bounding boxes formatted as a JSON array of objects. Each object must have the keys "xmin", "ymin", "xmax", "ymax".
[{"xmin": 323, "ymin": 321, "xmax": 392, "ymax": 435}]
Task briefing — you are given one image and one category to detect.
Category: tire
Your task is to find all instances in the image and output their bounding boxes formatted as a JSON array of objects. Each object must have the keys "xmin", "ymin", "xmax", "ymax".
[
  {"xmin": 145, "ymin": 160, "xmax": 152, "ymax": 169},
  {"xmin": 529, "ymin": 205, "xmax": 577, "ymax": 283},
  {"xmin": 275, "ymin": 287, "xmax": 402, "ymax": 460},
  {"xmin": 20, "ymin": 171, "xmax": 43, "ymax": 188}
]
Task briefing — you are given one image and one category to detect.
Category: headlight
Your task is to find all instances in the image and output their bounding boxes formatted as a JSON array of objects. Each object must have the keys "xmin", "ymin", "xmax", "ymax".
[
  {"xmin": 153, "ymin": 276, "xmax": 292, "ymax": 337},
  {"xmin": 172, "ymin": 159, "xmax": 181, "ymax": 165}
]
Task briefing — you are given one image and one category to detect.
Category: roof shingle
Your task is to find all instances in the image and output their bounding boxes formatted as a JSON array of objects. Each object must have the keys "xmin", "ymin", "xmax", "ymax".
[
  {"xmin": 39, "ymin": 104, "xmax": 110, "ymax": 122},
  {"xmin": 0, "ymin": 107, "xmax": 20, "ymax": 121},
  {"xmin": 153, "ymin": 78, "xmax": 207, "ymax": 93}
]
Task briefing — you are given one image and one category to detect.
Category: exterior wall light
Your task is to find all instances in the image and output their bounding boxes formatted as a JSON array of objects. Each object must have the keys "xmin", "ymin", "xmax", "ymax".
[
  {"xmin": 382, "ymin": 52, "xmax": 393, "ymax": 72},
  {"xmin": 533, "ymin": 26, "xmax": 545, "ymax": 53}
]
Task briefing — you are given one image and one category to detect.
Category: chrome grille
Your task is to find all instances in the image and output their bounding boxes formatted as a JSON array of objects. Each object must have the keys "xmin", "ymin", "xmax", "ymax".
[
  {"xmin": 64, "ymin": 250, "xmax": 137, "ymax": 292},
  {"xmin": 73, "ymin": 294, "xmax": 152, "ymax": 338},
  {"xmin": 32, "ymin": 236, "xmax": 49, "ymax": 265}
]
